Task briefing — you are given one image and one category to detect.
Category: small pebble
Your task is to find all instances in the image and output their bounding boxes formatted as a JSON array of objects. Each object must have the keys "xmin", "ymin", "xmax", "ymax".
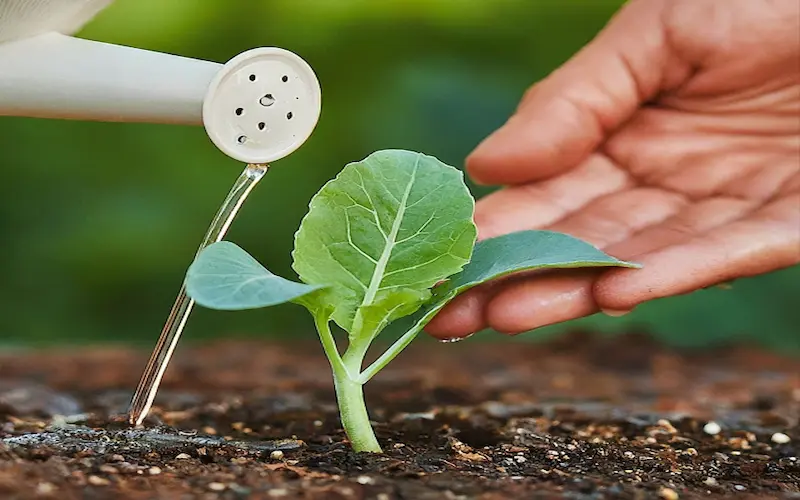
[
  {"xmin": 771, "ymin": 432, "xmax": 791, "ymax": 444},
  {"xmin": 35, "ymin": 483, "xmax": 56, "ymax": 495},
  {"xmin": 208, "ymin": 482, "xmax": 226, "ymax": 492},
  {"xmin": 704, "ymin": 477, "xmax": 718, "ymax": 487},
  {"xmin": 703, "ymin": 421, "xmax": 721, "ymax": 435},
  {"xmin": 734, "ymin": 484, "xmax": 746, "ymax": 491},
  {"xmin": 270, "ymin": 450, "xmax": 285, "ymax": 460},
  {"xmin": 202, "ymin": 426, "xmax": 217, "ymax": 435},
  {"xmin": 87, "ymin": 476, "xmax": 110, "ymax": 486},
  {"xmin": 109, "ymin": 454, "xmax": 125, "ymax": 463},
  {"xmin": 356, "ymin": 475, "xmax": 374, "ymax": 485},
  {"xmin": 117, "ymin": 462, "xmax": 139, "ymax": 474},
  {"xmin": 657, "ymin": 419, "xmax": 678, "ymax": 434},
  {"xmin": 268, "ymin": 489, "xmax": 288, "ymax": 498},
  {"xmin": 98, "ymin": 465, "xmax": 117, "ymax": 474},
  {"xmin": 148, "ymin": 467, "xmax": 162, "ymax": 476},
  {"xmin": 175, "ymin": 453, "xmax": 191, "ymax": 460},
  {"xmin": 659, "ymin": 487, "xmax": 679, "ymax": 500}
]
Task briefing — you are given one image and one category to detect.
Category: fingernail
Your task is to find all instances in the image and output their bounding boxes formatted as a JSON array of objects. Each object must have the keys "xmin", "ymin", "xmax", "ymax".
[{"xmin": 601, "ymin": 308, "xmax": 632, "ymax": 318}]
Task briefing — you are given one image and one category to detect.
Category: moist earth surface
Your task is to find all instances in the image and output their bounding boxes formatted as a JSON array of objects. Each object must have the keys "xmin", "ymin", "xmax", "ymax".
[{"xmin": 0, "ymin": 332, "xmax": 797, "ymax": 499}]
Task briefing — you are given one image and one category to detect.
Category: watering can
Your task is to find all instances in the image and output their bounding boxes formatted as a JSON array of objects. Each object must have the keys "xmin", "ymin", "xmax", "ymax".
[
  {"xmin": 0, "ymin": 0, "xmax": 323, "ymax": 425},
  {"xmin": 0, "ymin": 0, "xmax": 323, "ymax": 163}
]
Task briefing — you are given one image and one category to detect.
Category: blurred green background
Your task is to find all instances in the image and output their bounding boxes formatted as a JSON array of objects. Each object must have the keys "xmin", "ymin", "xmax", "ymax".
[{"xmin": 0, "ymin": 0, "xmax": 797, "ymax": 352}]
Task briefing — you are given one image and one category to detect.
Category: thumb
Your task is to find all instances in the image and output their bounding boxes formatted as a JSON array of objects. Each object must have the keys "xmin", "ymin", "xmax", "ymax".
[{"xmin": 467, "ymin": 0, "xmax": 680, "ymax": 186}]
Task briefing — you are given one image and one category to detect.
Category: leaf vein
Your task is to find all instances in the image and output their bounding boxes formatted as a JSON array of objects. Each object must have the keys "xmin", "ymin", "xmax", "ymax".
[
  {"xmin": 361, "ymin": 155, "xmax": 420, "ymax": 308},
  {"xmin": 395, "ymin": 213, "xmax": 437, "ymax": 245},
  {"xmin": 353, "ymin": 168, "xmax": 389, "ymax": 238},
  {"xmin": 344, "ymin": 209, "xmax": 379, "ymax": 264}
]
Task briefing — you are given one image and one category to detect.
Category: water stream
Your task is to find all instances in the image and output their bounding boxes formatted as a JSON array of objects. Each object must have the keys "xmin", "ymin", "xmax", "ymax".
[{"xmin": 127, "ymin": 164, "xmax": 269, "ymax": 426}]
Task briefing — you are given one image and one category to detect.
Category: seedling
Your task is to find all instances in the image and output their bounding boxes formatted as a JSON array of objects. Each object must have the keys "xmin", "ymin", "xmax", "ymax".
[{"xmin": 185, "ymin": 150, "xmax": 639, "ymax": 453}]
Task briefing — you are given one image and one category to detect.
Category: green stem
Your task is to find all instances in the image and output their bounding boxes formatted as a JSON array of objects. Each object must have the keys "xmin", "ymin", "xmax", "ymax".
[
  {"xmin": 313, "ymin": 316, "xmax": 381, "ymax": 453},
  {"xmin": 313, "ymin": 312, "xmax": 348, "ymax": 377},
  {"xmin": 357, "ymin": 311, "xmax": 432, "ymax": 384},
  {"xmin": 333, "ymin": 371, "xmax": 381, "ymax": 453}
]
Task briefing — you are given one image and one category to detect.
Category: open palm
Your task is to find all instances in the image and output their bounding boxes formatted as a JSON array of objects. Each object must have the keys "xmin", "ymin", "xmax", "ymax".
[{"xmin": 428, "ymin": 0, "xmax": 800, "ymax": 337}]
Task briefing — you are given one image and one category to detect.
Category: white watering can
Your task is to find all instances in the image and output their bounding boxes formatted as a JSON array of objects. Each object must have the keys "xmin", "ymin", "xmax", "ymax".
[
  {"xmin": 0, "ymin": 0, "xmax": 323, "ymax": 425},
  {"xmin": 0, "ymin": 0, "xmax": 323, "ymax": 163}
]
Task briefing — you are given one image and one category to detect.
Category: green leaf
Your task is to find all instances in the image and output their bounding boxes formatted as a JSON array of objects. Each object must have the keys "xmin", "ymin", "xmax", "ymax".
[
  {"xmin": 292, "ymin": 149, "xmax": 478, "ymax": 337},
  {"xmin": 356, "ymin": 288, "xmax": 430, "ymax": 340},
  {"xmin": 422, "ymin": 230, "xmax": 641, "ymax": 320},
  {"xmin": 185, "ymin": 241, "xmax": 323, "ymax": 310}
]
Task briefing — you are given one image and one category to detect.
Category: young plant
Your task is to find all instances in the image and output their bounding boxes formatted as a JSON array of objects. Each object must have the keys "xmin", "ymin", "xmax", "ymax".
[{"xmin": 185, "ymin": 150, "xmax": 639, "ymax": 453}]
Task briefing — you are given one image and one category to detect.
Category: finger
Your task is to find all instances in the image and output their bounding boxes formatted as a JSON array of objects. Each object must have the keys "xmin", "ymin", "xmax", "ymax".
[
  {"xmin": 484, "ymin": 188, "xmax": 688, "ymax": 333},
  {"xmin": 474, "ymin": 154, "xmax": 632, "ymax": 239},
  {"xmin": 467, "ymin": 0, "xmax": 686, "ymax": 186},
  {"xmin": 485, "ymin": 270, "xmax": 602, "ymax": 335},
  {"xmin": 595, "ymin": 193, "xmax": 800, "ymax": 311},
  {"xmin": 429, "ymin": 155, "xmax": 632, "ymax": 336},
  {"xmin": 424, "ymin": 286, "xmax": 492, "ymax": 340}
]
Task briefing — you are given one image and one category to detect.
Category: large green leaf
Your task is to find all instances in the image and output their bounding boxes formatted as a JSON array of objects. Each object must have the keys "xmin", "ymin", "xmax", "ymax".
[
  {"xmin": 292, "ymin": 149, "xmax": 477, "ymax": 337},
  {"xmin": 421, "ymin": 230, "xmax": 641, "ymax": 322},
  {"xmin": 185, "ymin": 241, "xmax": 322, "ymax": 310}
]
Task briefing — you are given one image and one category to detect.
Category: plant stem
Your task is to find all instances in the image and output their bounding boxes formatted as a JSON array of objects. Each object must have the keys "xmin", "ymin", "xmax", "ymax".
[
  {"xmin": 313, "ymin": 312, "xmax": 348, "ymax": 376},
  {"xmin": 358, "ymin": 310, "xmax": 433, "ymax": 384},
  {"xmin": 333, "ymin": 371, "xmax": 381, "ymax": 453},
  {"xmin": 313, "ymin": 316, "xmax": 382, "ymax": 453}
]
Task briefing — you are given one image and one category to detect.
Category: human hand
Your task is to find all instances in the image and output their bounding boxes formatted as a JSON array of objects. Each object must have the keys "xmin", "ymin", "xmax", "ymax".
[{"xmin": 427, "ymin": 0, "xmax": 800, "ymax": 338}]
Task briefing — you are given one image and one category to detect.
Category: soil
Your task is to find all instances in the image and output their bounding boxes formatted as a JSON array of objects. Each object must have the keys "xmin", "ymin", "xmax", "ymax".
[{"xmin": 0, "ymin": 331, "xmax": 797, "ymax": 499}]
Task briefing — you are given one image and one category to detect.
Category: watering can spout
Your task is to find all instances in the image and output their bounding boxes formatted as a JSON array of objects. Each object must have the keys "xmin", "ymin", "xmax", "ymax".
[
  {"xmin": 0, "ymin": 33, "xmax": 219, "ymax": 125},
  {"xmin": 0, "ymin": 32, "xmax": 322, "ymax": 164}
]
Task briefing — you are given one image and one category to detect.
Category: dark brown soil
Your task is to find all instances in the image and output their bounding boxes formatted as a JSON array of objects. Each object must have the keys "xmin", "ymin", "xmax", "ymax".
[{"xmin": 0, "ymin": 332, "xmax": 798, "ymax": 499}]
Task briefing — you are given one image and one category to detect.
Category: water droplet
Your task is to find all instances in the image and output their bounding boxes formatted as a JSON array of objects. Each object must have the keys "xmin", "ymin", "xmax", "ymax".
[
  {"xmin": 244, "ymin": 164, "xmax": 268, "ymax": 180},
  {"xmin": 439, "ymin": 333, "xmax": 474, "ymax": 344}
]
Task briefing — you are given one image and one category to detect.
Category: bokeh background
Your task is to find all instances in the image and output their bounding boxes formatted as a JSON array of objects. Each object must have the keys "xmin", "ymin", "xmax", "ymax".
[{"xmin": 1, "ymin": 0, "xmax": 798, "ymax": 352}]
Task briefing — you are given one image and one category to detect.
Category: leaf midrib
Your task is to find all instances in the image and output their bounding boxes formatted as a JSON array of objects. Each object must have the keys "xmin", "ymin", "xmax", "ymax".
[{"xmin": 360, "ymin": 156, "xmax": 420, "ymax": 309}]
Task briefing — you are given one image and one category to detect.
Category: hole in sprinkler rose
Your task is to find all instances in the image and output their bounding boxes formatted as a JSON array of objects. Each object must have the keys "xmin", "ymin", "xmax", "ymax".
[
  {"xmin": 258, "ymin": 122, "xmax": 266, "ymax": 131},
  {"xmin": 287, "ymin": 112, "xmax": 293, "ymax": 120},
  {"xmin": 237, "ymin": 135, "xmax": 247, "ymax": 144},
  {"xmin": 249, "ymin": 74, "xmax": 256, "ymax": 82},
  {"xmin": 282, "ymin": 75, "xmax": 289, "ymax": 82},
  {"xmin": 235, "ymin": 108, "xmax": 244, "ymax": 116},
  {"xmin": 260, "ymin": 94, "xmax": 275, "ymax": 107}
]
